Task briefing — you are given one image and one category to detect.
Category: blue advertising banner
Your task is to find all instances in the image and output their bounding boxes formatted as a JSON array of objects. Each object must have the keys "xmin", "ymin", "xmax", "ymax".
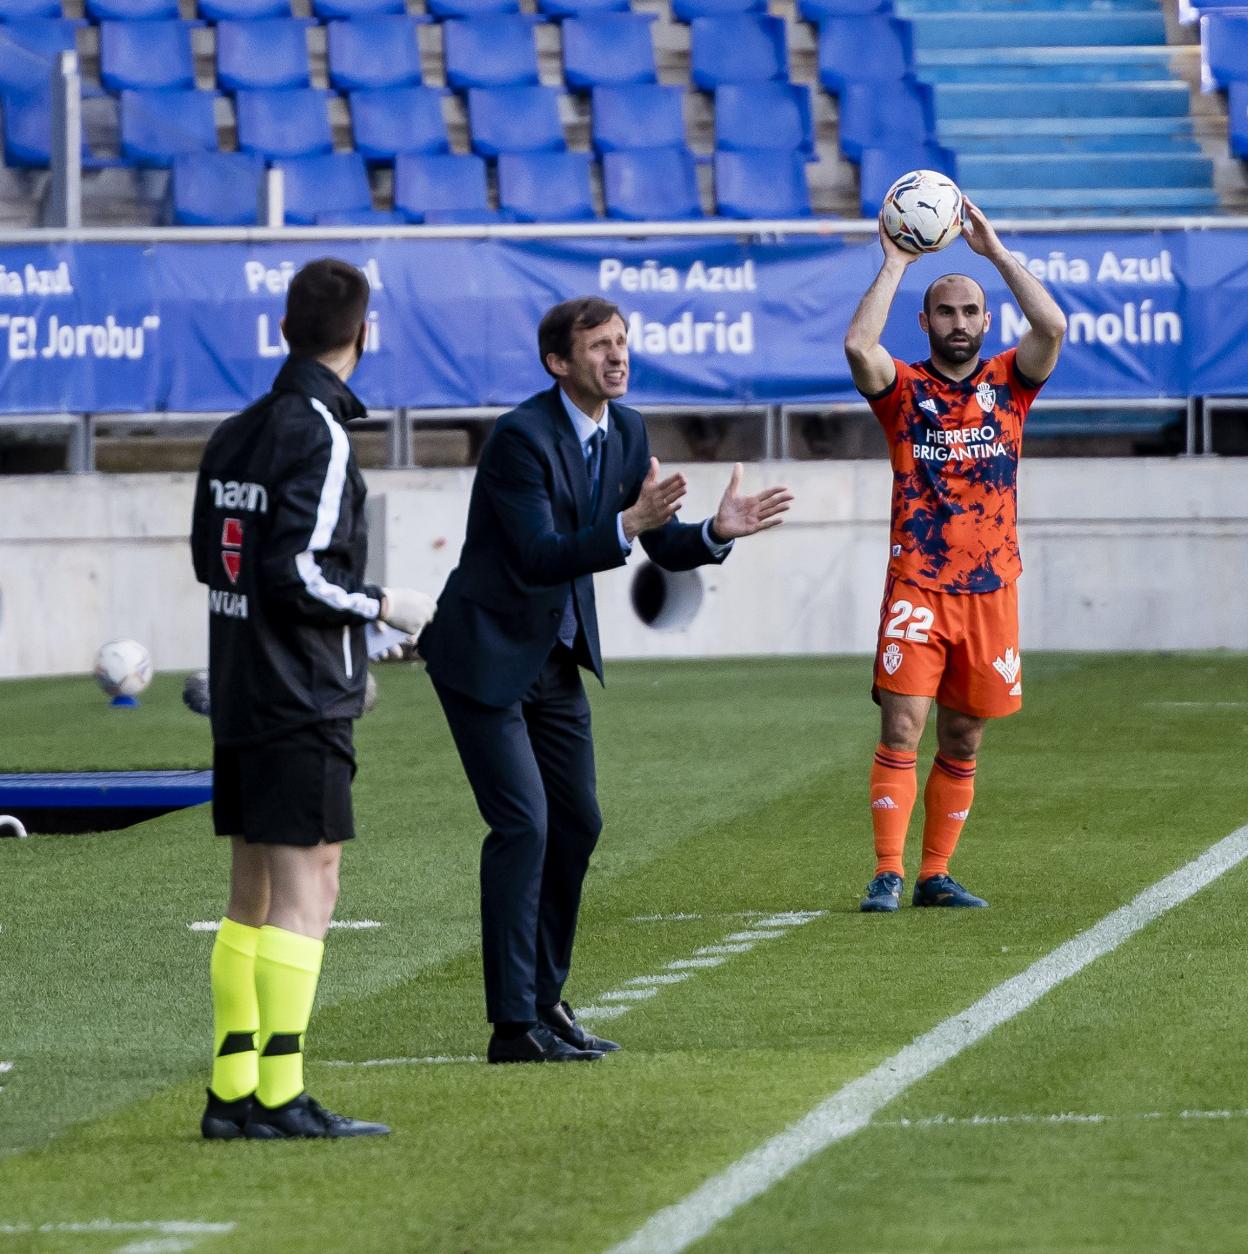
[{"xmin": 0, "ymin": 229, "xmax": 1233, "ymax": 413}]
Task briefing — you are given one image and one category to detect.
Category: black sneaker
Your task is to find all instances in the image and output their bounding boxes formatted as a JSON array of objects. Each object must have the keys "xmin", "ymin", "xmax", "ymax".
[
  {"xmin": 487, "ymin": 1022, "xmax": 603, "ymax": 1063},
  {"xmin": 860, "ymin": 871, "xmax": 904, "ymax": 913},
  {"xmin": 539, "ymin": 1001, "xmax": 621, "ymax": 1053},
  {"xmin": 913, "ymin": 874, "xmax": 988, "ymax": 908},
  {"xmin": 201, "ymin": 1089, "xmax": 254, "ymax": 1140},
  {"xmin": 243, "ymin": 1092, "xmax": 390, "ymax": 1139}
]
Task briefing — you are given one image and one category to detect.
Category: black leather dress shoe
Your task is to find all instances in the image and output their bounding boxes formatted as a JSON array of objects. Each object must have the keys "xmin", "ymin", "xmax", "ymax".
[
  {"xmin": 487, "ymin": 1022, "xmax": 603, "ymax": 1063},
  {"xmin": 243, "ymin": 1092, "xmax": 390, "ymax": 1139},
  {"xmin": 539, "ymin": 1000, "xmax": 621, "ymax": 1053},
  {"xmin": 201, "ymin": 1088, "xmax": 253, "ymax": 1140}
]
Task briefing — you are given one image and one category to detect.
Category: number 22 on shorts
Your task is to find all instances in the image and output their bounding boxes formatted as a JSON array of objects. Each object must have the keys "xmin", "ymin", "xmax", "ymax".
[{"xmin": 884, "ymin": 599, "xmax": 934, "ymax": 643}]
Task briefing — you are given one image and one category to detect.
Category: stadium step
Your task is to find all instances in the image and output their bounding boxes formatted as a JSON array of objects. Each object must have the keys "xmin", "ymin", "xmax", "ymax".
[
  {"xmin": 930, "ymin": 82, "xmax": 1193, "ymax": 119},
  {"xmin": 963, "ymin": 185, "xmax": 1219, "ymax": 214},
  {"xmin": 938, "ymin": 115, "xmax": 1196, "ymax": 138},
  {"xmin": 905, "ymin": 12, "xmax": 1169, "ymax": 51},
  {"xmin": 898, "ymin": 0, "xmax": 1162, "ymax": 11},
  {"xmin": 957, "ymin": 152, "xmax": 1214, "ymax": 188},
  {"xmin": 943, "ymin": 130, "xmax": 1201, "ymax": 154},
  {"xmin": 915, "ymin": 46, "xmax": 1193, "ymax": 84}
]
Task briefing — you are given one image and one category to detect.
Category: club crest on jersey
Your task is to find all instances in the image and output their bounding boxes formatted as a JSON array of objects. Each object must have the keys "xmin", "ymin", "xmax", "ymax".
[
  {"xmin": 975, "ymin": 382, "xmax": 997, "ymax": 413},
  {"xmin": 993, "ymin": 646, "xmax": 1021, "ymax": 685},
  {"xmin": 882, "ymin": 642, "xmax": 903, "ymax": 675}
]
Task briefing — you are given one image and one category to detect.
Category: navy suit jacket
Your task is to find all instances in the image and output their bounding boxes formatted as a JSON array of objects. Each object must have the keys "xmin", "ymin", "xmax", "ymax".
[{"xmin": 420, "ymin": 385, "xmax": 727, "ymax": 708}]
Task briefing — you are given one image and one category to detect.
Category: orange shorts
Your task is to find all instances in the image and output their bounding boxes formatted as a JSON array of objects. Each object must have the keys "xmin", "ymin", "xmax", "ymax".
[{"xmin": 872, "ymin": 576, "xmax": 1022, "ymax": 719}]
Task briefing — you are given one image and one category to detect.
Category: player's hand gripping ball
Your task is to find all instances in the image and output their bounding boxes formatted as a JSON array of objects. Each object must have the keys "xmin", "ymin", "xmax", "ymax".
[
  {"xmin": 881, "ymin": 169, "xmax": 964, "ymax": 254},
  {"xmin": 93, "ymin": 638, "xmax": 153, "ymax": 699}
]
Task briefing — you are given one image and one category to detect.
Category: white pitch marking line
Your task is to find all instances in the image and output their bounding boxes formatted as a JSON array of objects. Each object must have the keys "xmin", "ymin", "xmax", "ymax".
[
  {"xmin": 666, "ymin": 957, "xmax": 725, "ymax": 970},
  {"xmin": 323, "ymin": 1055, "xmax": 481, "ymax": 1067},
  {"xmin": 571, "ymin": 1005, "xmax": 633, "ymax": 1022},
  {"xmin": 0, "ymin": 1222, "xmax": 235, "ymax": 1238},
  {"xmin": 600, "ymin": 988, "xmax": 658, "ymax": 1002},
  {"xmin": 188, "ymin": 920, "xmax": 382, "ymax": 932},
  {"xmin": 117, "ymin": 1240, "xmax": 197, "ymax": 1254},
  {"xmin": 877, "ymin": 1108, "xmax": 1248, "ymax": 1131},
  {"xmin": 695, "ymin": 944, "xmax": 754, "ymax": 956},
  {"xmin": 626, "ymin": 973, "xmax": 692, "ymax": 987},
  {"xmin": 606, "ymin": 822, "xmax": 1248, "ymax": 1254},
  {"xmin": 723, "ymin": 931, "xmax": 785, "ymax": 943},
  {"xmin": 755, "ymin": 912, "xmax": 825, "ymax": 928}
]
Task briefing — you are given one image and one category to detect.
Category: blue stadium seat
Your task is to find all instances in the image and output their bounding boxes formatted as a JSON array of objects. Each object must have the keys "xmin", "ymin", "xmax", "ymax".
[
  {"xmin": 235, "ymin": 87, "xmax": 331, "ymax": 158},
  {"xmin": 714, "ymin": 82, "xmax": 812, "ymax": 155},
  {"xmin": 87, "ymin": 0, "xmax": 178, "ymax": 21},
  {"xmin": 313, "ymin": 0, "xmax": 406, "ymax": 17},
  {"xmin": 198, "ymin": 0, "xmax": 291, "ymax": 19},
  {"xmin": 537, "ymin": 0, "xmax": 628, "ymax": 18},
  {"xmin": 0, "ymin": 20, "xmax": 80, "ymax": 96},
  {"xmin": 427, "ymin": 0, "xmax": 518, "ymax": 16},
  {"xmin": 689, "ymin": 15, "xmax": 787, "ymax": 90},
  {"xmin": 316, "ymin": 207, "xmax": 406, "ymax": 223},
  {"xmin": 99, "ymin": 20, "xmax": 194, "ymax": 92},
  {"xmin": 714, "ymin": 148, "xmax": 810, "ymax": 217},
  {"xmin": 1202, "ymin": 12, "xmax": 1248, "ymax": 88},
  {"xmin": 276, "ymin": 151, "xmax": 372, "ymax": 223},
  {"xmin": 591, "ymin": 83, "xmax": 684, "ymax": 151},
  {"xmin": 349, "ymin": 85, "xmax": 449, "ymax": 159},
  {"xmin": 1229, "ymin": 80, "xmax": 1248, "ymax": 155},
  {"xmin": 562, "ymin": 14, "xmax": 655, "ymax": 90},
  {"xmin": 497, "ymin": 149, "xmax": 594, "ymax": 220},
  {"xmin": 672, "ymin": 0, "xmax": 762, "ymax": 22},
  {"xmin": 838, "ymin": 78, "xmax": 933, "ymax": 162},
  {"xmin": 443, "ymin": 16, "xmax": 538, "ymax": 88},
  {"xmin": 467, "ymin": 84, "xmax": 564, "ymax": 154},
  {"xmin": 0, "ymin": 0, "xmax": 63, "ymax": 19},
  {"xmin": 393, "ymin": 151, "xmax": 495, "ymax": 221},
  {"xmin": 3, "ymin": 88, "xmax": 62, "ymax": 164},
  {"xmin": 327, "ymin": 16, "xmax": 421, "ymax": 91},
  {"xmin": 170, "ymin": 150, "xmax": 263, "ymax": 223},
  {"xmin": 817, "ymin": 15, "xmax": 911, "ymax": 93},
  {"xmin": 216, "ymin": 19, "xmax": 309, "ymax": 91},
  {"xmin": 858, "ymin": 142, "xmax": 955, "ymax": 216},
  {"xmin": 602, "ymin": 145, "xmax": 701, "ymax": 218},
  {"xmin": 799, "ymin": 0, "xmax": 888, "ymax": 20},
  {"xmin": 120, "ymin": 87, "xmax": 217, "ymax": 165}
]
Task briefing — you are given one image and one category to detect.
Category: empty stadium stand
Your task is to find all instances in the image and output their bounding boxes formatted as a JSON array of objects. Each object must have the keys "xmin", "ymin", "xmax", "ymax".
[{"xmin": 0, "ymin": 0, "xmax": 1242, "ymax": 227}]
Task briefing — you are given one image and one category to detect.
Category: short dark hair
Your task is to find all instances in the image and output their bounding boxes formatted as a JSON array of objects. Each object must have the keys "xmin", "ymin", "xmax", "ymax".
[
  {"xmin": 923, "ymin": 273, "xmax": 985, "ymax": 317},
  {"xmin": 283, "ymin": 258, "xmax": 370, "ymax": 357},
  {"xmin": 538, "ymin": 296, "xmax": 624, "ymax": 375}
]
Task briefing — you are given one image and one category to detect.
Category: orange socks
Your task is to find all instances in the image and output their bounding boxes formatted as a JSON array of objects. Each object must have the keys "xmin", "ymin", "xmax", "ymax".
[
  {"xmin": 918, "ymin": 754, "xmax": 976, "ymax": 882},
  {"xmin": 869, "ymin": 745, "xmax": 918, "ymax": 876}
]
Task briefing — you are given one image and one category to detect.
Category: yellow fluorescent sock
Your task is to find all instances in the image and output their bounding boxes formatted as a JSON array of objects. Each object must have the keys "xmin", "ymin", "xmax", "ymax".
[
  {"xmin": 254, "ymin": 925, "xmax": 325, "ymax": 1109},
  {"xmin": 210, "ymin": 916, "xmax": 261, "ymax": 1102}
]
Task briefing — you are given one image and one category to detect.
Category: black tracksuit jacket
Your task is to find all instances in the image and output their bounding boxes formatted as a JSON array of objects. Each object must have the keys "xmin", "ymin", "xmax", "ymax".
[{"xmin": 190, "ymin": 356, "xmax": 383, "ymax": 747}]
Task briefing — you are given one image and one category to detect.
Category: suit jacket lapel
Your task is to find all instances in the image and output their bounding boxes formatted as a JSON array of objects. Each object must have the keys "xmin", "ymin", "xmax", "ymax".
[{"xmin": 548, "ymin": 387, "xmax": 591, "ymax": 525}]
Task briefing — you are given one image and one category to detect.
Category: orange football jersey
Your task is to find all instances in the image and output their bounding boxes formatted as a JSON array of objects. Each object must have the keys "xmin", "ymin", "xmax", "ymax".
[{"xmin": 866, "ymin": 349, "xmax": 1044, "ymax": 594}]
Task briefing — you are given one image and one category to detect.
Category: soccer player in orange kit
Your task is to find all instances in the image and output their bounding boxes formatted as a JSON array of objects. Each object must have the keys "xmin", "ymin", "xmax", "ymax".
[{"xmin": 844, "ymin": 199, "xmax": 1067, "ymax": 912}]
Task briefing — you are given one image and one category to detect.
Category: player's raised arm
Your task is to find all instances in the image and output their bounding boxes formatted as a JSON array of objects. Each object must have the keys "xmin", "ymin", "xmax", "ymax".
[
  {"xmin": 961, "ymin": 198, "xmax": 1067, "ymax": 384},
  {"xmin": 843, "ymin": 219, "xmax": 921, "ymax": 396}
]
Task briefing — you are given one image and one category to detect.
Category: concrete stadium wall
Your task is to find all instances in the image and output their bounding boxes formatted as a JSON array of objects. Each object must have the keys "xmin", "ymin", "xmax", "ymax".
[{"xmin": 1, "ymin": 459, "xmax": 1245, "ymax": 680}]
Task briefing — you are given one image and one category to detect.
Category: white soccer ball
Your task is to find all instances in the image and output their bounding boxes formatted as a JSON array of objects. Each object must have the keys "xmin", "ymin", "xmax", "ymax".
[
  {"xmin": 93, "ymin": 638, "xmax": 153, "ymax": 699},
  {"xmin": 881, "ymin": 169, "xmax": 964, "ymax": 254}
]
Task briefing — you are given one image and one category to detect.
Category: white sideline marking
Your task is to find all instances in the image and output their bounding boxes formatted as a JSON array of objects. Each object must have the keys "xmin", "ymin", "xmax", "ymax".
[
  {"xmin": 187, "ymin": 920, "xmax": 382, "ymax": 932},
  {"xmin": 723, "ymin": 931, "xmax": 784, "ymax": 943},
  {"xmin": 626, "ymin": 973, "xmax": 691, "ymax": 987},
  {"xmin": 0, "ymin": 1221, "xmax": 235, "ymax": 1248},
  {"xmin": 606, "ymin": 823, "xmax": 1248, "ymax": 1254},
  {"xmin": 572, "ymin": 1005, "xmax": 633, "ymax": 1023},
  {"xmin": 755, "ymin": 912, "xmax": 823, "ymax": 927},
  {"xmin": 323, "ymin": 1055, "xmax": 481, "ymax": 1067},
  {"xmin": 117, "ymin": 1240, "xmax": 196, "ymax": 1254},
  {"xmin": 878, "ymin": 1108, "xmax": 1248, "ymax": 1131},
  {"xmin": 695, "ymin": 944, "xmax": 754, "ymax": 956},
  {"xmin": 0, "ymin": 1063, "xmax": 12, "ymax": 1072},
  {"xmin": 666, "ymin": 957, "xmax": 725, "ymax": 970},
  {"xmin": 600, "ymin": 989, "xmax": 658, "ymax": 1002}
]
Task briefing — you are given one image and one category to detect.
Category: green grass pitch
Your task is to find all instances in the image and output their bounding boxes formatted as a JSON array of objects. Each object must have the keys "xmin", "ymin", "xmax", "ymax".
[{"xmin": 2, "ymin": 654, "xmax": 1247, "ymax": 1253}]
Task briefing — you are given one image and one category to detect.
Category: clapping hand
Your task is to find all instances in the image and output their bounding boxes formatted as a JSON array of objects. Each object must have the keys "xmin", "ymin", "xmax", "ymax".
[
  {"xmin": 712, "ymin": 463, "xmax": 794, "ymax": 540},
  {"xmin": 622, "ymin": 457, "xmax": 688, "ymax": 541}
]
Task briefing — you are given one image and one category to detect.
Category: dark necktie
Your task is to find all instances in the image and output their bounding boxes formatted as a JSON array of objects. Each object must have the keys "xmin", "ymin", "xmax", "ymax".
[{"xmin": 585, "ymin": 427, "xmax": 605, "ymax": 516}]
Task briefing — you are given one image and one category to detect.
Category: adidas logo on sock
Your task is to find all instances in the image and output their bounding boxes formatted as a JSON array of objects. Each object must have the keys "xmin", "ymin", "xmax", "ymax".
[
  {"xmin": 872, "ymin": 796, "xmax": 899, "ymax": 810},
  {"xmin": 947, "ymin": 808, "xmax": 970, "ymax": 820}
]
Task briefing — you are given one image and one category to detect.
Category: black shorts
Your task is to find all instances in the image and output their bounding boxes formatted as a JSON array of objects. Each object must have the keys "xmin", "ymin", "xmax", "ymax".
[{"xmin": 213, "ymin": 720, "xmax": 356, "ymax": 846}]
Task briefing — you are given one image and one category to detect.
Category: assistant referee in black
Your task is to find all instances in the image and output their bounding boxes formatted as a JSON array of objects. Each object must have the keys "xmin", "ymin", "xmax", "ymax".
[{"xmin": 191, "ymin": 258, "xmax": 435, "ymax": 1140}]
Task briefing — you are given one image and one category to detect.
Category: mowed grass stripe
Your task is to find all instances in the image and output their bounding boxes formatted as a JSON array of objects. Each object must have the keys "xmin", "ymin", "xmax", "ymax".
[{"xmin": 608, "ymin": 822, "xmax": 1248, "ymax": 1254}]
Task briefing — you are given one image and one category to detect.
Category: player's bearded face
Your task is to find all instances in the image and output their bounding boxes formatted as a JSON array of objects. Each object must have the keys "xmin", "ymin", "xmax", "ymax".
[{"xmin": 929, "ymin": 319, "xmax": 986, "ymax": 364}]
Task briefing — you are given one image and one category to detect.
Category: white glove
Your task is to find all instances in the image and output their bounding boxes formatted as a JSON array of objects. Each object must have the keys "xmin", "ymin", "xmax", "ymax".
[{"xmin": 381, "ymin": 586, "xmax": 438, "ymax": 635}]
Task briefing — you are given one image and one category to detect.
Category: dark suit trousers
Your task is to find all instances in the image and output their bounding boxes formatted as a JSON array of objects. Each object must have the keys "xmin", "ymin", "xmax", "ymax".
[{"xmin": 432, "ymin": 646, "xmax": 603, "ymax": 1024}]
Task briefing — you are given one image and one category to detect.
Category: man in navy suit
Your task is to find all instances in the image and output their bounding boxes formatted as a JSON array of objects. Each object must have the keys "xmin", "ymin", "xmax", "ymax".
[{"xmin": 419, "ymin": 297, "xmax": 792, "ymax": 1063}]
